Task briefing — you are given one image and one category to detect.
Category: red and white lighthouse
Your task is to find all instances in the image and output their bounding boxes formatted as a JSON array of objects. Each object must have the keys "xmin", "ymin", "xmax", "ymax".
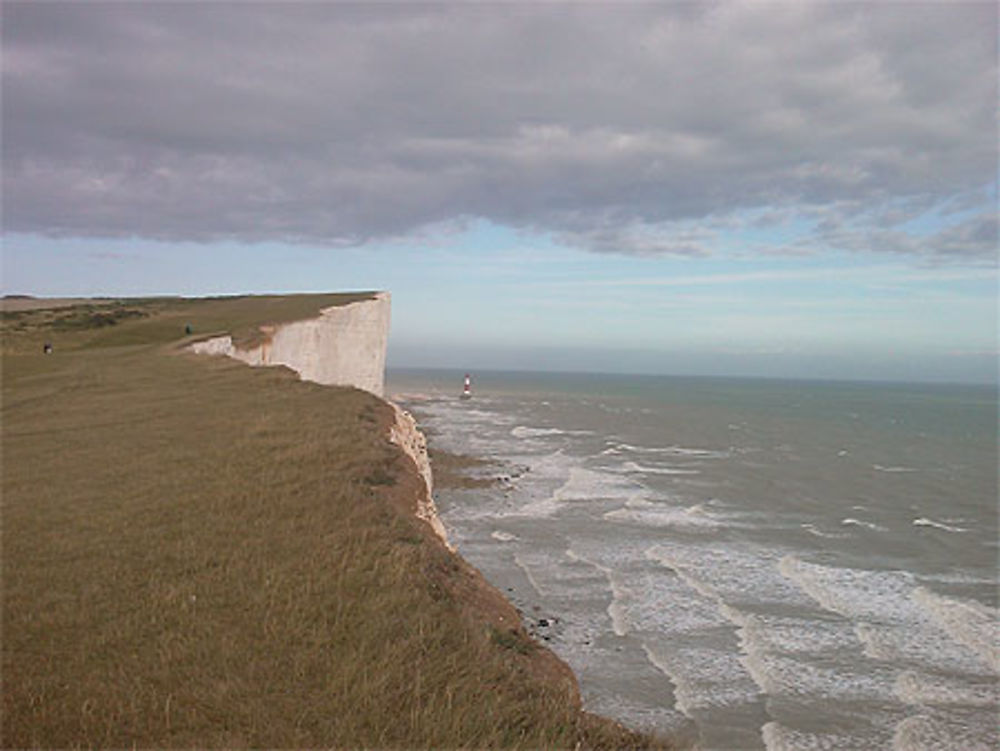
[{"xmin": 461, "ymin": 373, "xmax": 472, "ymax": 400}]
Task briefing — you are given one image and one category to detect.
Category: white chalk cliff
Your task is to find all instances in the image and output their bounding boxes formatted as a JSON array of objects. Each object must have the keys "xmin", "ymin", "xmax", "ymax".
[
  {"xmin": 189, "ymin": 292, "xmax": 391, "ymax": 397},
  {"xmin": 389, "ymin": 403, "xmax": 452, "ymax": 550},
  {"xmin": 188, "ymin": 291, "xmax": 449, "ymax": 547}
]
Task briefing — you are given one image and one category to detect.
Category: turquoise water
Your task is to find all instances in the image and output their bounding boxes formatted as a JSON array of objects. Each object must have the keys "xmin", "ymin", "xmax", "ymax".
[{"xmin": 389, "ymin": 369, "xmax": 998, "ymax": 750}]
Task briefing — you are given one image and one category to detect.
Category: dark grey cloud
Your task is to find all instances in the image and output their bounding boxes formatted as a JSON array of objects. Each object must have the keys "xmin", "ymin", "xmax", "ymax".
[
  {"xmin": 3, "ymin": 2, "xmax": 997, "ymax": 258},
  {"xmin": 818, "ymin": 211, "xmax": 1000, "ymax": 260}
]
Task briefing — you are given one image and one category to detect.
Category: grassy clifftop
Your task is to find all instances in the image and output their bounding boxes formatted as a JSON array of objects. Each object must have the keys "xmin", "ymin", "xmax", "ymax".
[
  {"xmin": 1, "ymin": 296, "xmax": 666, "ymax": 749},
  {"xmin": 1, "ymin": 292, "xmax": 376, "ymax": 354}
]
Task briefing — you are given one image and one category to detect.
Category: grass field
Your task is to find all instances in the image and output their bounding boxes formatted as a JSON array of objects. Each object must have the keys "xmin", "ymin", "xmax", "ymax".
[{"xmin": 2, "ymin": 295, "xmax": 668, "ymax": 749}]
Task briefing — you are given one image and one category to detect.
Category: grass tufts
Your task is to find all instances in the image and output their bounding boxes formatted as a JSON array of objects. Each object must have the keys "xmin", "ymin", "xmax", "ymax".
[{"xmin": 488, "ymin": 625, "xmax": 537, "ymax": 656}]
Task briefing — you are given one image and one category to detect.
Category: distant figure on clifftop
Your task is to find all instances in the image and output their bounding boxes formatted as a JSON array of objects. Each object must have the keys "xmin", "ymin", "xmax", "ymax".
[
  {"xmin": 43, "ymin": 342, "xmax": 52, "ymax": 354},
  {"xmin": 184, "ymin": 324, "xmax": 192, "ymax": 335}
]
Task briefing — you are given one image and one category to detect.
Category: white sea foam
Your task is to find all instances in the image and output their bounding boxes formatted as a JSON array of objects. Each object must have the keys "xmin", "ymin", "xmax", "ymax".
[
  {"xmin": 801, "ymin": 523, "xmax": 850, "ymax": 539},
  {"xmin": 515, "ymin": 494, "xmax": 565, "ymax": 518},
  {"xmin": 516, "ymin": 463, "xmax": 640, "ymax": 518},
  {"xmin": 912, "ymin": 587, "xmax": 1000, "ymax": 673},
  {"xmin": 422, "ymin": 401, "xmax": 518, "ymax": 455},
  {"xmin": 607, "ymin": 592, "xmax": 628, "ymax": 635},
  {"xmin": 723, "ymin": 605, "xmax": 857, "ymax": 657},
  {"xmin": 563, "ymin": 548, "xmax": 629, "ymax": 635},
  {"xmin": 562, "ymin": 549, "xmax": 630, "ymax": 636},
  {"xmin": 612, "ymin": 442, "xmax": 728, "ymax": 458},
  {"xmin": 436, "ymin": 405, "xmax": 514, "ymax": 426},
  {"xmin": 619, "ymin": 461, "xmax": 701, "ymax": 476},
  {"xmin": 563, "ymin": 466, "xmax": 642, "ymax": 501},
  {"xmin": 513, "ymin": 551, "xmax": 549, "ymax": 597},
  {"xmin": 646, "ymin": 548, "xmax": 720, "ymax": 603},
  {"xmin": 779, "ymin": 557, "xmax": 994, "ymax": 674},
  {"xmin": 874, "ymin": 464, "xmax": 918, "ymax": 473},
  {"xmin": 511, "ymin": 425, "xmax": 564, "ymax": 438},
  {"xmin": 851, "ymin": 620, "xmax": 984, "ymax": 673},
  {"xmin": 745, "ymin": 641, "xmax": 888, "ymax": 700},
  {"xmin": 841, "ymin": 517, "xmax": 887, "ymax": 531},
  {"xmin": 913, "ymin": 517, "xmax": 968, "ymax": 533},
  {"xmin": 892, "ymin": 713, "xmax": 995, "ymax": 751},
  {"xmin": 568, "ymin": 547, "xmax": 702, "ymax": 637},
  {"xmin": 916, "ymin": 571, "xmax": 994, "ymax": 586},
  {"xmin": 512, "ymin": 547, "xmax": 601, "ymax": 599},
  {"xmin": 604, "ymin": 501, "xmax": 720, "ymax": 530},
  {"xmin": 719, "ymin": 604, "xmax": 779, "ymax": 697},
  {"xmin": 641, "ymin": 641, "xmax": 760, "ymax": 717},
  {"xmin": 762, "ymin": 722, "xmax": 874, "ymax": 751},
  {"xmin": 894, "ymin": 670, "xmax": 999, "ymax": 707},
  {"xmin": 511, "ymin": 425, "xmax": 592, "ymax": 438},
  {"xmin": 651, "ymin": 544, "xmax": 812, "ymax": 607},
  {"xmin": 642, "ymin": 546, "xmax": 879, "ymax": 706},
  {"xmin": 722, "ymin": 604, "xmax": 865, "ymax": 704},
  {"xmin": 490, "ymin": 530, "xmax": 518, "ymax": 542},
  {"xmin": 514, "ymin": 546, "xmax": 621, "ymax": 607},
  {"xmin": 779, "ymin": 556, "xmax": 912, "ymax": 623},
  {"xmin": 639, "ymin": 643, "xmax": 697, "ymax": 716},
  {"xmin": 760, "ymin": 722, "xmax": 791, "ymax": 751}
]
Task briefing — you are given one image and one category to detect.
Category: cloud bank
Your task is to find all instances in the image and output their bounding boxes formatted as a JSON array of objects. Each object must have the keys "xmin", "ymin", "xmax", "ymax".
[{"xmin": 3, "ymin": 2, "xmax": 997, "ymax": 259}]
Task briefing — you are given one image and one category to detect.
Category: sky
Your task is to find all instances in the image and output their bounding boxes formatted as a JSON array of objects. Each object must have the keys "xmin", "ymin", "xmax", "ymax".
[{"xmin": 2, "ymin": 2, "xmax": 997, "ymax": 383}]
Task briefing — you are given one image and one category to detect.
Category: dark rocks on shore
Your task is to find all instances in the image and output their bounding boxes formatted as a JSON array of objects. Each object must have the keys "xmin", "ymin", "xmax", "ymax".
[{"xmin": 525, "ymin": 613, "xmax": 563, "ymax": 645}]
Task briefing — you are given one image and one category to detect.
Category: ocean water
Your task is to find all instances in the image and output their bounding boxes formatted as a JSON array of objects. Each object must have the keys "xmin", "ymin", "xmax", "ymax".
[{"xmin": 388, "ymin": 369, "xmax": 999, "ymax": 751}]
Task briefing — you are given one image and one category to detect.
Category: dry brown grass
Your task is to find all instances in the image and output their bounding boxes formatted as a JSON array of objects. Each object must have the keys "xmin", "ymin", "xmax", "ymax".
[{"xmin": 2, "ymin": 296, "xmax": 669, "ymax": 749}]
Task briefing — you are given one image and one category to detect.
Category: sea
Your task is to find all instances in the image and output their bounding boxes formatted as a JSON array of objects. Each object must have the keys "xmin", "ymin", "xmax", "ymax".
[{"xmin": 387, "ymin": 369, "xmax": 999, "ymax": 751}]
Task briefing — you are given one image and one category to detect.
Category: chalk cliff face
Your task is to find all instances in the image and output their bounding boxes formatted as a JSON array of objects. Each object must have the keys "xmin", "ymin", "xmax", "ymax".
[
  {"xmin": 389, "ymin": 403, "xmax": 452, "ymax": 549},
  {"xmin": 189, "ymin": 292, "xmax": 390, "ymax": 396}
]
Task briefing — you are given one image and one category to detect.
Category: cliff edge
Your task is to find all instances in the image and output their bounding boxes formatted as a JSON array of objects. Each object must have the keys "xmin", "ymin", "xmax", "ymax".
[
  {"xmin": 189, "ymin": 292, "xmax": 390, "ymax": 397},
  {"xmin": 389, "ymin": 403, "xmax": 452, "ymax": 550},
  {"xmin": 188, "ymin": 291, "xmax": 450, "ymax": 548}
]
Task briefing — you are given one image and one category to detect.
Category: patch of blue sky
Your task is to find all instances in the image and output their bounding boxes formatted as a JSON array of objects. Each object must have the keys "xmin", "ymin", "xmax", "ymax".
[{"xmin": 3, "ymin": 220, "xmax": 996, "ymax": 383}]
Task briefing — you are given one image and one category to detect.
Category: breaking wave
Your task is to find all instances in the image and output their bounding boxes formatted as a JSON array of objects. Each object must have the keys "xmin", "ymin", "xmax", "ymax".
[{"xmin": 913, "ymin": 518, "xmax": 968, "ymax": 533}]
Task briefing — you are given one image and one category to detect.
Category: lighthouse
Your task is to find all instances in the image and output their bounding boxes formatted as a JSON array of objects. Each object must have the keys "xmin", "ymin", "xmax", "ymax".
[{"xmin": 461, "ymin": 373, "xmax": 472, "ymax": 400}]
